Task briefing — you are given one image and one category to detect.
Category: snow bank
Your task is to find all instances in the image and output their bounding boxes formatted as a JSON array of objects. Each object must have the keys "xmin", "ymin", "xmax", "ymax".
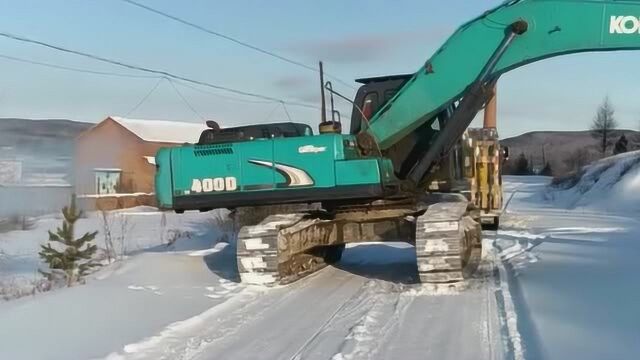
[
  {"xmin": 545, "ymin": 150, "xmax": 640, "ymax": 213},
  {"xmin": 497, "ymin": 176, "xmax": 640, "ymax": 360},
  {"xmin": 0, "ymin": 207, "xmax": 230, "ymax": 300}
]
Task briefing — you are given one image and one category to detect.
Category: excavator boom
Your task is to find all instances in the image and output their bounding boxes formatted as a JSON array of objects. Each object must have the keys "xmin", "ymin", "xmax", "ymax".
[{"xmin": 367, "ymin": 0, "xmax": 640, "ymax": 152}]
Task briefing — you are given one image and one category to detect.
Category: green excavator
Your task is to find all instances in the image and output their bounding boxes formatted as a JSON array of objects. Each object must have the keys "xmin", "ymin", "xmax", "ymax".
[{"xmin": 155, "ymin": 0, "xmax": 640, "ymax": 285}]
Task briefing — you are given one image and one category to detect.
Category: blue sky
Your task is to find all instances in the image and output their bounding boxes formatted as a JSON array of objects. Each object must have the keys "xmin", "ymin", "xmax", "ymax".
[{"xmin": 0, "ymin": 0, "xmax": 639, "ymax": 137}]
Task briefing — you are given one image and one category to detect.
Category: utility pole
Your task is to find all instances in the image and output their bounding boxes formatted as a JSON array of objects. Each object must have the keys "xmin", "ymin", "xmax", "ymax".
[{"xmin": 319, "ymin": 61, "xmax": 327, "ymax": 124}]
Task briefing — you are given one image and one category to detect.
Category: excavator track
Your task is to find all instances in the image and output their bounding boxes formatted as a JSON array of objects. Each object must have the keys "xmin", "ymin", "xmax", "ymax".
[
  {"xmin": 237, "ymin": 213, "xmax": 345, "ymax": 285},
  {"xmin": 236, "ymin": 199, "xmax": 482, "ymax": 286},
  {"xmin": 416, "ymin": 202, "xmax": 482, "ymax": 283},
  {"xmin": 237, "ymin": 214, "xmax": 301, "ymax": 285}
]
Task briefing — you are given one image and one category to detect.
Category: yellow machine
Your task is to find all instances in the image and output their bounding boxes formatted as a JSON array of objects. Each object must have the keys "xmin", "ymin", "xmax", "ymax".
[{"xmin": 465, "ymin": 128, "xmax": 503, "ymax": 229}]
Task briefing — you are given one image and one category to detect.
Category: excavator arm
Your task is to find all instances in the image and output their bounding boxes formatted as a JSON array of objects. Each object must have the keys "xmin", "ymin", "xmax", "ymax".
[{"xmin": 364, "ymin": 0, "xmax": 640, "ymax": 183}]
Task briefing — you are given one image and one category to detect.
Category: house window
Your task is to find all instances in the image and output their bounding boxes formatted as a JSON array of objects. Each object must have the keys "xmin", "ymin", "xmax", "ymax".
[{"xmin": 94, "ymin": 169, "xmax": 121, "ymax": 195}]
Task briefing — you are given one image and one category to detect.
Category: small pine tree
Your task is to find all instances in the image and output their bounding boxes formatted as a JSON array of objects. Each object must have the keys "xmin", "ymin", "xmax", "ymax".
[
  {"xmin": 539, "ymin": 162, "xmax": 553, "ymax": 176},
  {"xmin": 39, "ymin": 195, "xmax": 99, "ymax": 286}
]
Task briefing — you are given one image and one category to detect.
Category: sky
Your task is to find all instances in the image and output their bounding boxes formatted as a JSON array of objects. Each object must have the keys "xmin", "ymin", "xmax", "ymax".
[{"xmin": 0, "ymin": 0, "xmax": 639, "ymax": 138}]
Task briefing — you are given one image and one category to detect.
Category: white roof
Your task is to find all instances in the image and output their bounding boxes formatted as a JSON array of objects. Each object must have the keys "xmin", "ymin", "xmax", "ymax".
[{"xmin": 109, "ymin": 116, "xmax": 208, "ymax": 144}]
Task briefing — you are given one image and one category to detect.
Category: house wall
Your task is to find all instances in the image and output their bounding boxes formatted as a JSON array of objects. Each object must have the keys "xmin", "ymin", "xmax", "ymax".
[{"xmin": 75, "ymin": 119, "xmax": 176, "ymax": 195}]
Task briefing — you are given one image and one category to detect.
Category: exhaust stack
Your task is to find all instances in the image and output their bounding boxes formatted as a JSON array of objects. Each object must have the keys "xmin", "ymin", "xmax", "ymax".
[{"xmin": 483, "ymin": 84, "xmax": 497, "ymax": 129}]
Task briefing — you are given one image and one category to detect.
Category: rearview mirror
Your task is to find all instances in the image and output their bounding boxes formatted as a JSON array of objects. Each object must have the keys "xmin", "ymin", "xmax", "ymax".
[{"xmin": 502, "ymin": 146, "xmax": 510, "ymax": 160}]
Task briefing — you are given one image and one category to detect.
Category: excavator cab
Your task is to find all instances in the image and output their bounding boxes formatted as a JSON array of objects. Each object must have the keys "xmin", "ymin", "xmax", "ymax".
[
  {"xmin": 349, "ymin": 75, "xmax": 503, "ymax": 228},
  {"xmin": 349, "ymin": 74, "xmax": 413, "ymax": 135}
]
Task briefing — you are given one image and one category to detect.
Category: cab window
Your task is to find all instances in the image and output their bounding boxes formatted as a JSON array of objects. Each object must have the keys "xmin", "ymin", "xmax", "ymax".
[{"xmin": 361, "ymin": 92, "xmax": 379, "ymax": 120}]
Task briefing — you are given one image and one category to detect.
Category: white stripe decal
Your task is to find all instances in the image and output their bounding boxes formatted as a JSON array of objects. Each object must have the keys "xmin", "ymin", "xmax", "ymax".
[{"xmin": 249, "ymin": 160, "xmax": 314, "ymax": 187}]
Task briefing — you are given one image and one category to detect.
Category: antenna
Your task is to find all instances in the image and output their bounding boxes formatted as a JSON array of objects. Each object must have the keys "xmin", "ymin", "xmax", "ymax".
[{"xmin": 319, "ymin": 61, "xmax": 327, "ymax": 125}]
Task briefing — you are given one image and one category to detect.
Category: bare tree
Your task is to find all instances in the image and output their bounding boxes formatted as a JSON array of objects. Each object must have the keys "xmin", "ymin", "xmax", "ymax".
[
  {"xmin": 591, "ymin": 97, "xmax": 618, "ymax": 157},
  {"xmin": 116, "ymin": 214, "xmax": 133, "ymax": 258},
  {"xmin": 564, "ymin": 148, "xmax": 592, "ymax": 173},
  {"xmin": 99, "ymin": 209, "xmax": 116, "ymax": 263},
  {"xmin": 160, "ymin": 212, "xmax": 167, "ymax": 246},
  {"xmin": 99, "ymin": 210, "xmax": 133, "ymax": 262}
]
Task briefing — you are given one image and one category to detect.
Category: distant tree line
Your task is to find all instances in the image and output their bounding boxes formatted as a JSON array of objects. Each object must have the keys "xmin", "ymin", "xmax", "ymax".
[
  {"xmin": 503, "ymin": 152, "xmax": 553, "ymax": 176},
  {"xmin": 503, "ymin": 96, "xmax": 639, "ymax": 177}
]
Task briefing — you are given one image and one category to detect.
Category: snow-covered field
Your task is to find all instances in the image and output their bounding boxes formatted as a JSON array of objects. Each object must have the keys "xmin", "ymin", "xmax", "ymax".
[
  {"xmin": 1, "ymin": 152, "xmax": 638, "ymax": 360},
  {"xmin": 495, "ymin": 153, "xmax": 640, "ymax": 360},
  {"xmin": 0, "ymin": 207, "xmax": 229, "ymax": 299},
  {"xmin": 543, "ymin": 150, "xmax": 640, "ymax": 213}
]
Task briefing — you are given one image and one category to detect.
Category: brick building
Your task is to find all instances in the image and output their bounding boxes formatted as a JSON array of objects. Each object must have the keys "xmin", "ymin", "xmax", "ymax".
[{"xmin": 75, "ymin": 116, "xmax": 207, "ymax": 208}]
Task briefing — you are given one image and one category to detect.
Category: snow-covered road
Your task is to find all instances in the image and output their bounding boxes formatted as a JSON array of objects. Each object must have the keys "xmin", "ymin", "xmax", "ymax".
[{"xmin": 104, "ymin": 242, "xmax": 506, "ymax": 360}]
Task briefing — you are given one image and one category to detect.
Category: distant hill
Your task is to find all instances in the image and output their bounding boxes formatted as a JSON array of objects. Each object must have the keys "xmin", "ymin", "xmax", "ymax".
[
  {"xmin": 0, "ymin": 118, "xmax": 93, "ymax": 181},
  {"xmin": 0, "ymin": 118, "xmax": 92, "ymax": 145},
  {"xmin": 502, "ymin": 130, "xmax": 640, "ymax": 175},
  {"xmin": 0, "ymin": 118, "xmax": 92, "ymax": 156}
]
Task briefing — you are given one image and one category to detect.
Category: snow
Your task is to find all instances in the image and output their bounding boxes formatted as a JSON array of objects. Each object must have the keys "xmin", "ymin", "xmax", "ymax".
[
  {"xmin": 108, "ymin": 116, "xmax": 207, "ymax": 144},
  {"xmin": 0, "ymin": 218, "xmax": 505, "ymax": 360},
  {"xmin": 187, "ymin": 242, "xmax": 228, "ymax": 257},
  {"xmin": 0, "ymin": 207, "xmax": 240, "ymax": 360},
  {"xmin": 544, "ymin": 150, "xmax": 640, "ymax": 213},
  {"xmin": 79, "ymin": 192, "xmax": 153, "ymax": 198},
  {"xmin": 0, "ymin": 207, "xmax": 228, "ymax": 298},
  {"xmin": 493, "ymin": 172, "xmax": 640, "ymax": 360}
]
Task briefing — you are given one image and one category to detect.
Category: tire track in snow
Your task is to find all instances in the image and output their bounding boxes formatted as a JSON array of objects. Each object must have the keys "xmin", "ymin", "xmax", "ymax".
[
  {"xmin": 104, "ymin": 270, "xmax": 325, "ymax": 360},
  {"xmin": 328, "ymin": 281, "xmax": 414, "ymax": 360},
  {"xmin": 191, "ymin": 267, "xmax": 373, "ymax": 360},
  {"xmin": 283, "ymin": 279, "xmax": 415, "ymax": 360},
  {"xmin": 489, "ymin": 186, "xmax": 529, "ymax": 360},
  {"xmin": 341, "ymin": 289, "xmax": 413, "ymax": 359},
  {"xmin": 286, "ymin": 280, "xmax": 376, "ymax": 360},
  {"xmin": 102, "ymin": 285, "xmax": 264, "ymax": 360}
]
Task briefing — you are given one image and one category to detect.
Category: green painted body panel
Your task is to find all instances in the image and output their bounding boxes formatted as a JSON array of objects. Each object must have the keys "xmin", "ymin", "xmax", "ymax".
[
  {"xmin": 155, "ymin": 134, "xmax": 385, "ymax": 209},
  {"xmin": 335, "ymin": 159, "xmax": 380, "ymax": 186},
  {"xmin": 368, "ymin": 0, "xmax": 640, "ymax": 149}
]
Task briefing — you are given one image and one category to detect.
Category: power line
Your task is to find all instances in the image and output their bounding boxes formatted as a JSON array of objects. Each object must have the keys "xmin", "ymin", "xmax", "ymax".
[
  {"xmin": 281, "ymin": 102, "xmax": 293, "ymax": 122},
  {"xmin": 263, "ymin": 103, "xmax": 281, "ymax": 123},
  {"xmin": 170, "ymin": 78, "xmax": 278, "ymax": 105},
  {"xmin": 0, "ymin": 53, "xmax": 158, "ymax": 78},
  {"xmin": 167, "ymin": 78, "xmax": 205, "ymax": 120},
  {"xmin": 0, "ymin": 31, "xmax": 320, "ymax": 110},
  {"xmin": 0, "ymin": 52, "xmax": 303, "ymax": 108},
  {"xmin": 126, "ymin": 77, "xmax": 165, "ymax": 116},
  {"xmin": 118, "ymin": 0, "xmax": 356, "ymax": 90}
]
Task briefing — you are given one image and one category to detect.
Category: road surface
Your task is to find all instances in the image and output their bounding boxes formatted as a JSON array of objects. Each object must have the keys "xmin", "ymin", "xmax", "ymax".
[{"xmin": 110, "ymin": 243, "xmax": 511, "ymax": 360}]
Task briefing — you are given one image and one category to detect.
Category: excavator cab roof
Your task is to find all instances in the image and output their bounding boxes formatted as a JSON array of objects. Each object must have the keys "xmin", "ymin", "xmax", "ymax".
[
  {"xmin": 355, "ymin": 74, "xmax": 412, "ymax": 84},
  {"xmin": 197, "ymin": 122, "xmax": 313, "ymax": 145}
]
